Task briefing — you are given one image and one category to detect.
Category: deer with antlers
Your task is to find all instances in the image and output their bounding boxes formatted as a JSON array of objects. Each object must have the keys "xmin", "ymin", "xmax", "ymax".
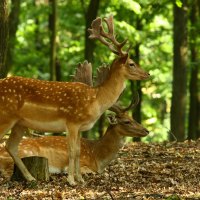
[
  {"xmin": 0, "ymin": 95, "xmax": 148, "ymax": 178},
  {"xmin": 0, "ymin": 15, "xmax": 149, "ymax": 185}
]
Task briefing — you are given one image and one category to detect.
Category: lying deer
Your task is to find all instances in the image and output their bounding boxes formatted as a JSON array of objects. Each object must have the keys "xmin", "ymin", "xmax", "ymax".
[
  {"xmin": 0, "ymin": 15, "xmax": 149, "ymax": 185},
  {"xmin": 0, "ymin": 97, "xmax": 148, "ymax": 178}
]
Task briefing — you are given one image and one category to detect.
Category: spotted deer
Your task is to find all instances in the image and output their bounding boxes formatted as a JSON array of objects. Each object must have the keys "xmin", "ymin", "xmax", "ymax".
[
  {"xmin": 0, "ymin": 96, "xmax": 148, "ymax": 178},
  {"xmin": 0, "ymin": 15, "xmax": 149, "ymax": 185}
]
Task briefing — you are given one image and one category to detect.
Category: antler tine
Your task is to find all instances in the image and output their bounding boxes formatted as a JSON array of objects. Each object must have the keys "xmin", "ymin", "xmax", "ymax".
[
  {"xmin": 104, "ymin": 15, "xmax": 113, "ymax": 28},
  {"xmin": 109, "ymin": 92, "xmax": 140, "ymax": 114},
  {"xmin": 101, "ymin": 16, "xmax": 128, "ymax": 56},
  {"xmin": 95, "ymin": 63, "xmax": 110, "ymax": 86},
  {"xmin": 72, "ymin": 61, "xmax": 93, "ymax": 86},
  {"xmin": 88, "ymin": 17, "xmax": 118, "ymax": 54},
  {"xmin": 101, "ymin": 16, "xmax": 116, "ymax": 42},
  {"xmin": 102, "ymin": 16, "xmax": 122, "ymax": 47},
  {"xmin": 88, "ymin": 15, "xmax": 128, "ymax": 56},
  {"xmin": 88, "ymin": 17, "xmax": 101, "ymax": 39},
  {"xmin": 109, "ymin": 103, "xmax": 123, "ymax": 114},
  {"xmin": 122, "ymin": 92, "xmax": 140, "ymax": 112},
  {"xmin": 88, "ymin": 17, "xmax": 117, "ymax": 53},
  {"xmin": 108, "ymin": 90, "xmax": 126, "ymax": 114}
]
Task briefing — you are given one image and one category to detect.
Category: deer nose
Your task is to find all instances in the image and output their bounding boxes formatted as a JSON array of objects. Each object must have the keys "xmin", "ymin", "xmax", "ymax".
[
  {"xmin": 145, "ymin": 128, "xmax": 149, "ymax": 135},
  {"xmin": 145, "ymin": 72, "xmax": 150, "ymax": 77}
]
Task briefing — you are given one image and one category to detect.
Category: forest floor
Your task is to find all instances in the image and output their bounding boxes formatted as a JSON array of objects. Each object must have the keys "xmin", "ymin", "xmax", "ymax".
[{"xmin": 0, "ymin": 140, "xmax": 200, "ymax": 200}]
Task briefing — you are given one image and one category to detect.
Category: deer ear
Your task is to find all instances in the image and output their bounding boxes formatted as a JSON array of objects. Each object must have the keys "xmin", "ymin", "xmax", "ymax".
[
  {"xmin": 107, "ymin": 114, "xmax": 118, "ymax": 125},
  {"xmin": 119, "ymin": 54, "xmax": 128, "ymax": 64}
]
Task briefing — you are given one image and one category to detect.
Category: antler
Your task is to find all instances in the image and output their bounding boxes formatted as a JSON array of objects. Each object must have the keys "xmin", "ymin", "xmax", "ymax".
[
  {"xmin": 72, "ymin": 60, "xmax": 93, "ymax": 86},
  {"xmin": 109, "ymin": 92, "xmax": 140, "ymax": 114},
  {"xmin": 88, "ymin": 15, "xmax": 128, "ymax": 57},
  {"xmin": 95, "ymin": 63, "xmax": 110, "ymax": 86},
  {"xmin": 72, "ymin": 61, "xmax": 111, "ymax": 87},
  {"xmin": 123, "ymin": 92, "xmax": 140, "ymax": 112}
]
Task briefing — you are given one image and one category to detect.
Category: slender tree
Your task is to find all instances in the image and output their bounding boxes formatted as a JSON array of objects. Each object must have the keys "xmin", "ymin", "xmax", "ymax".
[
  {"xmin": 170, "ymin": 0, "xmax": 188, "ymax": 141},
  {"xmin": 5, "ymin": 0, "xmax": 21, "ymax": 75},
  {"xmin": 49, "ymin": 0, "xmax": 57, "ymax": 81},
  {"xmin": 131, "ymin": 16, "xmax": 142, "ymax": 142},
  {"xmin": 188, "ymin": 0, "xmax": 200, "ymax": 140},
  {"xmin": 197, "ymin": 0, "xmax": 200, "ymax": 139},
  {"xmin": 83, "ymin": 0, "xmax": 100, "ymax": 62},
  {"xmin": 34, "ymin": 1, "xmax": 43, "ymax": 77},
  {"xmin": 0, "ymin": 0, "xmax": 9, "ymax": 78}
]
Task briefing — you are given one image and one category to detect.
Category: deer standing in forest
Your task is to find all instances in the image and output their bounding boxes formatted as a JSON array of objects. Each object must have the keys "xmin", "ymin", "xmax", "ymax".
[
  {"xmin": 0, "ymin": 15, "xmax": 149, "ymax": 185},
  {"xmin": 0, "ymin": 97, "xmax": 149, "ymax": 178}
]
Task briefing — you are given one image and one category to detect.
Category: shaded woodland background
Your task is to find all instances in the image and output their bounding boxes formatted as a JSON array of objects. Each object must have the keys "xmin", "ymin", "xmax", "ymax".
[{"xmin": 0, "ymin": 0, "xmax": 199, "ymax": 142}]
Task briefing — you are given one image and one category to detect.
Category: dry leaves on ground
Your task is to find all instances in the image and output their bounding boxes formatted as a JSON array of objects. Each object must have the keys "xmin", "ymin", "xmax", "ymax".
[{"xmin": 0, "ymin": 140, "xmax": 200, "ymax": 199}]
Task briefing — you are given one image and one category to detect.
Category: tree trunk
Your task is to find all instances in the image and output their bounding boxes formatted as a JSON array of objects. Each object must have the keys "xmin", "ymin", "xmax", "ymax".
[
  {"xmin": 49, "ymin": 0, "xmax": 57, "ymax": 81},
  {"xmin": 188, "ymin": 0, "xmax": 200, "ymax": 140},
  {"xmin": 84, "ymin": 0, "xmax": 100, "ymax": 62},
  {"xmin": 5, "ymin": 0, "xmax": 21, "ymax": 76},
  {"xmin": 55, "ymin": 58, "xmax": 62, "ymax": 81},
  {"xmin": 82, "ymin": 0, "xmax": 100, "ymax": 138},
  {"xmin": 11, "ymin": 156, "xmax": 49, "ymax": 181},
  {"xmin": 197, "ymin": 1, "xmax": 200, "ymax": 139},
  {"xmin": 132, "ymin": 17, "xmax": 142, "ymax": 142},
  {"xmin": 131, "ymin": 81, "xmax": 142, "ymax": 142},
  {"xmin": 170, "ymin": 0, "xmax": 188, "ymax": 142},
  {"xmin": 0, "ymin": 0, "xmax": 9, "ymax": 78},
  {"xmin": 35, "ymin": 6, "xmax": 44, "ymax": 78}
]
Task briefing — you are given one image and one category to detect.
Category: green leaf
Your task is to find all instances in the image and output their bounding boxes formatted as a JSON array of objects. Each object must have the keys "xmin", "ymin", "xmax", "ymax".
[
  {"xmin": 175, "ymin": 0, "xmax": 182, "ymax": 8},
  {"xmin": 121, "ymin": 0, "xmax": 141, "ymax": 14}
]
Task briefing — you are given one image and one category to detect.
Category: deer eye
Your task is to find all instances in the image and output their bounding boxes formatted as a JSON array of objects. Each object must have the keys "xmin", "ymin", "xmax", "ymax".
[
  {"xmin": 129, "ymin": 63, "xmax": 135, "ymax": 67},
  {"xmin": 124, "ymin": 120, "xmax": 131, "ymax": 124}
]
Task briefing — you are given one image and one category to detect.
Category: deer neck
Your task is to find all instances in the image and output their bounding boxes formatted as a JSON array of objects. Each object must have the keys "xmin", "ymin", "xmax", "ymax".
[
  {"xmin": 92, "ymin": 125, "xmax": 125, "ymax": 173},
  {"xmin": 96, "ymin": 69, "xmax": 126, "ymax": 112}
]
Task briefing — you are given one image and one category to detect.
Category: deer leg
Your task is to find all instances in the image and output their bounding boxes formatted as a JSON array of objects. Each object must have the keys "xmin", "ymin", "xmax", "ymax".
[
  {"xmin": 5, "ymin": 124, "xmax": 36, "ymax": 182},
  {"xmin": 74, "ymin": 132, "xmax": 84, "ymax": 183},
  {"xmin": 0, "ymin": 117, "xmax": 17, "ymax": 140},
  {"xmin": 67, "ymin": 126, "xmax": 79, "ymax": 186}
]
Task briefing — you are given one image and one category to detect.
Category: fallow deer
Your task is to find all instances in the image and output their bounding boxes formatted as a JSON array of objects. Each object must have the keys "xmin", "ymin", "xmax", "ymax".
[
  {"xmin": 0, "ymin": 97, "xmax": 149, "ymax": 178},
  {"xmin": 0, "ymin": 15, "xmax": 149, "ymax": 185}
]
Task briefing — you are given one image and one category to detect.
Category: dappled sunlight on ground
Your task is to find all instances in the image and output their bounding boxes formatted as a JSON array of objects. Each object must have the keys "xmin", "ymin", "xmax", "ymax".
[{"xmin": 1, "ymin": 140, "xmax": 200, "ymax": 199}]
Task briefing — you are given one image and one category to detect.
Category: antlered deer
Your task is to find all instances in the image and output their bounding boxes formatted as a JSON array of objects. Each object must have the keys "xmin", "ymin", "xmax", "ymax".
[
  {"xmin": 0, "ymin": 97, "xmax": 148, "ymax": 178},
  {"xmin": 0, "ymin": 15, "xmax": 149, "ymax": 185}
]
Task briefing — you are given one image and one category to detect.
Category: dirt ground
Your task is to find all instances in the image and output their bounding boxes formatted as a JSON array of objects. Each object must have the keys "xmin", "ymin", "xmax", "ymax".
[{"xmin": 0, "ymin": 140, "xmax": 200, "ymax": 200}]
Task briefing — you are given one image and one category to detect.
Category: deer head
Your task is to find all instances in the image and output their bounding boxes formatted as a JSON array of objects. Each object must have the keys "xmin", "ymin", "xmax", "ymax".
[
  {"xmin": 88, "ymin": 15, "xmax": 150, "ymax": 81},
  {"xmin": 108, "ymin": 93, "xmax": 149, "ymax": 137}
]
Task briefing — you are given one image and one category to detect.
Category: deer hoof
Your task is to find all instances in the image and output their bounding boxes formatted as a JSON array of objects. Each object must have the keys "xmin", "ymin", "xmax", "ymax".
[
  {"xmin": 27, "ymin": 175, "xmax": 36, "ymax": 182},
  {"xmin": 67, "ymin": 176, "xmax": 77, "ymax": 186},
  {"xmin": 76, "ymin": 175, "xmax": 84, "ymax": 184}
]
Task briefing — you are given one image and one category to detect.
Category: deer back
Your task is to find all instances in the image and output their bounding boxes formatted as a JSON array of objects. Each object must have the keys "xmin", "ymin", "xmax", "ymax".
[{"xmin": 0, "ymin": 76, "xmax": 98, "ymax": 123}]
